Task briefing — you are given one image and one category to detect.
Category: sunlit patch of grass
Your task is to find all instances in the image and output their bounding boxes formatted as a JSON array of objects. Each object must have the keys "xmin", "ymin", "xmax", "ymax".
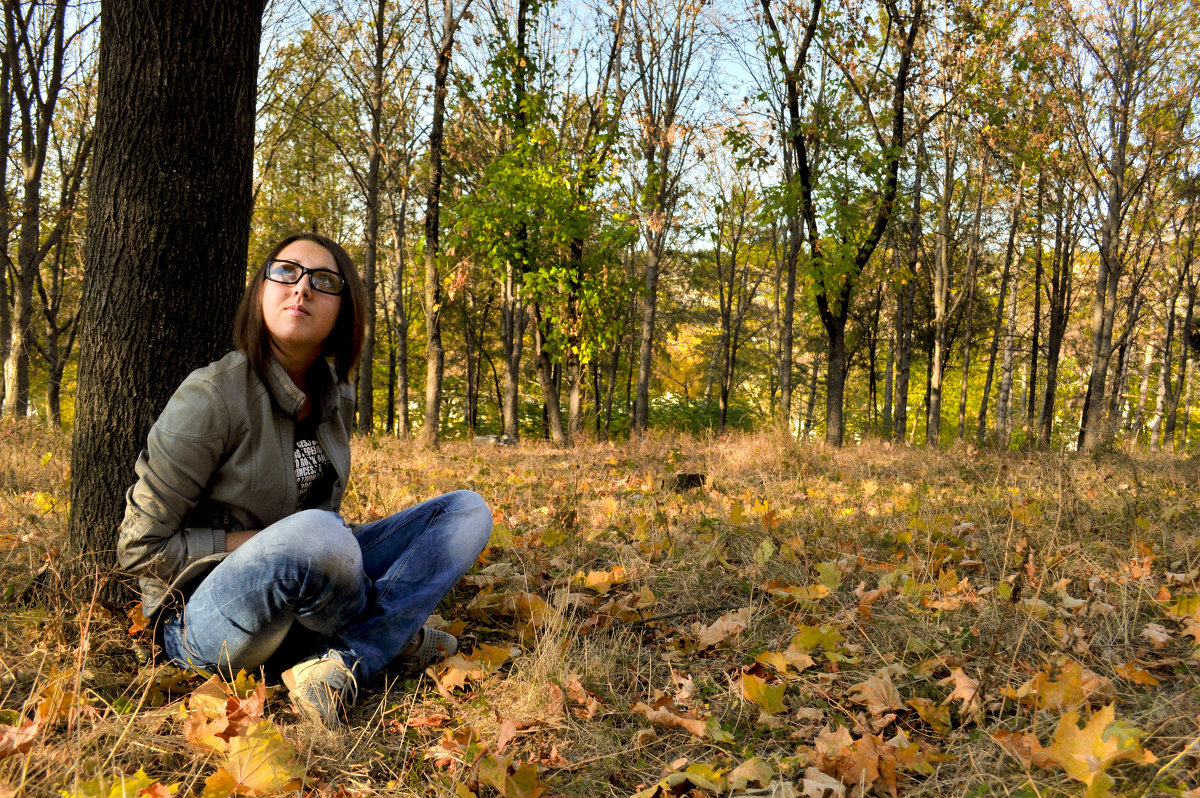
[{"xmin": 1, "ymin": 424, "xmax": 1199, "ymax": 795}]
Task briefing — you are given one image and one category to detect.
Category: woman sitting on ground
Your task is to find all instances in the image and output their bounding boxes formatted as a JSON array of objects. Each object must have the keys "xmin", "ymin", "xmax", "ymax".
[{"xmin": 117, "ymin": 232, "xmax": 492, "ymax": 727}]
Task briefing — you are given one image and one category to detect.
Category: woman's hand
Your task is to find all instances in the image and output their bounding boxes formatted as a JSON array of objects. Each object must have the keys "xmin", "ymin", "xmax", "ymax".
[{"xmin": 225, "ymin": 530, "xmax": 261, "ymax": 551}]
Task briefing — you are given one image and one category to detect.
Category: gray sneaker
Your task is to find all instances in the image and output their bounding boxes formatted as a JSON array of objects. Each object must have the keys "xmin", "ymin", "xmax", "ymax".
[
  {"xmin": 400, "ymin": 626, "xmax": 458, "ymax": 671},
  {"xmin": 282, "ymin": 649, "xmax": 358, "ymax": 728}
]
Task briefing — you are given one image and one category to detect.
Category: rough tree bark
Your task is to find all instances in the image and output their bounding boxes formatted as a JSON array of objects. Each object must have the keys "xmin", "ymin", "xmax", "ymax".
[
  {"xmin": 423, "ymin": 0, "xmax": 473, "ymax": 448},
  {"xmin": 67, "ymin": 0, "xmax": 264, "ymax": 598}
]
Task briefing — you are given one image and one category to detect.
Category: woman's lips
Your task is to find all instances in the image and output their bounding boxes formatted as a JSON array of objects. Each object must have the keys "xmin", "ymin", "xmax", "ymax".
[{"xmin": 286, "ymin": 305, "xmax": 310, "ymax": 317}]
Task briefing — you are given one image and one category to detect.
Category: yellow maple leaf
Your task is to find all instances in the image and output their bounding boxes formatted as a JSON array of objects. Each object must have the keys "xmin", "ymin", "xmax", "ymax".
[
  {"xmin": 200, "ymin": 721, "xmax": 305, "ymax": 797},
  {"xmin": 727, "ymin": 757, "xmax": 774, "ymax": 790},
  {"xmin": 576, "ymin": 565, "xmax": 627, "ymax": 594},
  {"xmin": 476, "ymin": 754, "xmax": 548, "ymax": 798},
  {"xmin": 1114, "ymin": 662, "xmax": 1160, "ymax": 686},
  {"xmin": 905, "ymin": 697, "xmax": 951, "ymax": 736},
  {"xmin": 1043, "ymin": 705, "xmax": 1151, "ymax": 798},
  {"xmin": 740, "ymin": 672, "xmax": 786, "ymax": 714}
]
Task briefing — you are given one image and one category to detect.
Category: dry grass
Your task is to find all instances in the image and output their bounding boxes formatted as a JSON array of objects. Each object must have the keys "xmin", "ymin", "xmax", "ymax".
[{"xmin": 0, "ymin": 420, "xmax": 1198, "ymax": 796}]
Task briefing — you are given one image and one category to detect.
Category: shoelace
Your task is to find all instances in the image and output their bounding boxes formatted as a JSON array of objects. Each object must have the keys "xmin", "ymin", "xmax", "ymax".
[{"xmin": 326, "ymin": 650, "xmax": 359, "ymax": 708}]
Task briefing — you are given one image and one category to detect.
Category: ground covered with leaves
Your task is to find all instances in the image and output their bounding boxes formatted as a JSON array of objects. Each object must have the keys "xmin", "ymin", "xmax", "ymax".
[{"xmin": 0, "ymin": 423, "xmax": 1198, "ymax": 797}]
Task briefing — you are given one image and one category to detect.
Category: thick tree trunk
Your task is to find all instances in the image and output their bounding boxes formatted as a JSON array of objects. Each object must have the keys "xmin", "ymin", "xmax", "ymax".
[
  {"xmin": 633, "ymin": 242, "xmax": 661, "ymax": 433},
  {"xmin": 68, "ymin": 0, "xmax": 263, "ymax": 594}
]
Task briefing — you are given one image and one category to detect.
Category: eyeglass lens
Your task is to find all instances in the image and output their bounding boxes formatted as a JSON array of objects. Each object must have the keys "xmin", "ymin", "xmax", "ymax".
[{"xmin": 267, "ymin": 261, "xmax": 345, "ymax": 294}]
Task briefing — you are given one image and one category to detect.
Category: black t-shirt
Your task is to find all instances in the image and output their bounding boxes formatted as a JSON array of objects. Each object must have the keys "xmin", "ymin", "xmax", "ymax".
[{"xmin": 294, "ymin": 414, "xmax": 335, "ymax": 509}]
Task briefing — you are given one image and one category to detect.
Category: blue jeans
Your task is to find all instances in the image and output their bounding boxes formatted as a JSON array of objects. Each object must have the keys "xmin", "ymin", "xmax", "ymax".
[{"xmin": 161, "ymin": 490, "xmax": 492, "ymax": 682}]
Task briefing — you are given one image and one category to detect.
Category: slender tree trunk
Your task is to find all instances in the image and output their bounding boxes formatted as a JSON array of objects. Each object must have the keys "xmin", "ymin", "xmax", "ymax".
[
  {"xmin": 356, "ymin": 0, "xmax": 388, "ymax": 433},
  {"xmin": 978, "ymin": 170, "xmax": 1026, "ymax": 445},
  {"xmin": 3, "ymin": 0, "xmax": 70, "ymax": 418},
  {"xmin": 893, "ymin": 149, "xmax": 921, "ymax": 445},
  {"xmin": 1027, "ymin": 171, "xmax": 1045, "ymax": 436},
  {"xmin": 803, "ymin": 352, "xmax": 820, "ymax": 436},
  {"xmin": 1183, "ymin": 359, "xmax": 1194, "ymax": 451},
  {"xmin": 501, "ymin": 0, "xmax": 530, "ymax": 442},
  {"xmin": 882, "ymin": 318, "xmax": 895, "ymax": 438},
  {"xmin": 423, "ymin": 2, "xmax": 467, "ymax": 448},
  {"xmin": 1132, "ymin": 342, "xmax": 1153, "ymax": 438},
  {"xmin": 956, "ymin": 156, "xmax": 986, "ymax": 440},
  {"xmin": 1163, "ymin": 285, "xmax": 1196, "ymax": 448},
  {"xmin": 926, "ymin": 136, "xmax": 957, "ymax": 447},
  {"xmin": 0, "ymin": 50, "xmax": 11, "ymax": 416},
  {"xmin": 390, "ymin": 188, "xmax": 411, "ymax": 437},
  {"xmin": 995, "ymin": 266, "xmax": 1019, "ymax": 446},
  {"xmin": 1038, "ymin": 180, "xmax": 1076, "ymax": 448},
  {"xmin": 532, "ymin": 304, "xmax": 565, "ymax": 444},
  {"xmin": 633, "ymin": 241, "xmax": 661, "ymax": 433}
]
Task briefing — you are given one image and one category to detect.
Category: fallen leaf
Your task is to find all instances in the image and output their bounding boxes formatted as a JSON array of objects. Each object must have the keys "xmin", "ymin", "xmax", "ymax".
[
  {"xmin": 727, "ymin": 757, "xmax": 774, "ymax": 790},
  {"xmin": 564, "ymin": 679, "xmax": 603, "ymax": 719},
  {"xmin": 1003, "ymin": 660, "xmax": 1113, "ymax": 712},
  {"xmin": 741, "ymin": 671, "xmax": 787, "ymax": 714},
  {"xmin": 496, "ymin": 717, "xmax": 542, "ymax": 755},
  {"xmin": 801, "ymin": 767, "xmax": 845, "ymax": 798},
  {"xmin": 1140, "ymin": 623, "xmax": 1174, "ymax": 648},
  {"xmin": 477, "ymin": 753, "xmax": 548, "ymax": 798},
  {"xmin": 769, "ymin": 584, "xmax": 831, "ymax": 605},
  {"xmin": 905, "ymin": 698, "xmax": 951, "ymax": 736},
  {"xmin": 939, "ymin": 668, "xmax": 983, "ymax": 718},
  {"xmin": 991, "ymin": 729, "xmax": 1049, "ymax": 768},
  {"xmin": 814, "ymin": 725, "xmax": 855, "ymax": 761},
  {"xmin": 0, "ymin": 720, "xmax": 38, "ymax": 760},
  {"xmin": 846, "ymin": 673, "xmax": 904, "ymax": 718},
  {"xmin": 632, "ymin": 697, "xmax": 708, "ymax": 737},
  {"xmin": 201, "ymin": 721, "xmax": 305, "ymax": 797},
  {"xmin": 791, "ymin": 624, "xmax": 843, "ymax": 652},
  {"xmin": 694, "ymin": 607, "xmax": 751, "ymax": 650},
  {"xmin": 1114, "ymin": 663, "xmax": 1160, "ymax": 686},
  {"xmin": 1043, "ymin": 705, "xmax": 1151, "ymax": 797},
  {"xmin": 34, "ymin": 679, "xmax": 77, "ymax": 726},
  {"xmin": 576, "ymin": 565, "xmax": 628, "ymax": 594}
]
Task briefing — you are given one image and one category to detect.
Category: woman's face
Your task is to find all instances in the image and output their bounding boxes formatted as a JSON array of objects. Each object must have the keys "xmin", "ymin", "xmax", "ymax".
[{"xmin": 261, "ymin": 239, "xmax": 343, "ymax": 359}]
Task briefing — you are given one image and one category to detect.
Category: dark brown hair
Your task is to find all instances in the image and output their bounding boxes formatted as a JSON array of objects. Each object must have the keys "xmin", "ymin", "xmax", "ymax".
[{"xmin": 233, "ymin": 233, "xmax": 367, "ymax": 384}]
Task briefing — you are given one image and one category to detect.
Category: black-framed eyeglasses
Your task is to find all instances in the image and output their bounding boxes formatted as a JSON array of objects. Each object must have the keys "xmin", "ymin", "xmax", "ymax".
[{"xmin": 265, "ymin": 259, "xmax": 346, "ymax": 295}]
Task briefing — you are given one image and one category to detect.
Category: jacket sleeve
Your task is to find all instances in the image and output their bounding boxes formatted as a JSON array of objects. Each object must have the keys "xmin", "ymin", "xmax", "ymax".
[{"xmin": 116, "ymin": 375, "xmax": 232, "ymax": 584}]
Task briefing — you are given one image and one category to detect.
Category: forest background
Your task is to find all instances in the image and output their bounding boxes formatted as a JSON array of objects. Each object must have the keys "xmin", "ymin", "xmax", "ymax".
[
  {"xmin": 2, "ymin": 0, "xmax": 1198, "ymax": 453},
  {"xmin": 1, "ymin": 1, "xmax": 1200, "ymax": 795}
]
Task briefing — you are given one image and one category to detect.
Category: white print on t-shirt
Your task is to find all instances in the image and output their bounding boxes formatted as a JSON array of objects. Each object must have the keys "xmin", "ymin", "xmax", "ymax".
[{"xmin": 295, "ymin": 436, "xmax": 331, "ymax": 506}]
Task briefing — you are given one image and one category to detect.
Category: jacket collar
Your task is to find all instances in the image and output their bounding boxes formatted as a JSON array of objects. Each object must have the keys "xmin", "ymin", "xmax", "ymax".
[{"xmin": 264, "ymin": 355, "xmax": 340, "ymax": 421}]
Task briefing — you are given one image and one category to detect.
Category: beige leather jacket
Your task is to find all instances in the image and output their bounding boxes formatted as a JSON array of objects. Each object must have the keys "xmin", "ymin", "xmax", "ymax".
[{"xmin": 117, "ymin": 350, "xmax": 354, "ymax": 619}]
